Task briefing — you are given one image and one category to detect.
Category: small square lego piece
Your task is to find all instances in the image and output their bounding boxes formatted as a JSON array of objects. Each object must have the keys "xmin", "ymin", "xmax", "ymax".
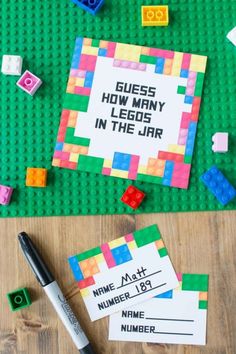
[
  {"xmin": 212, "ymin": 132, "xmax": 228, "ymax": 153},
  {"xmin": 70, "ymin": 0, "xmax": 104, "ymax": 15},
  {"xmin": 1, "ymin": 55, "xmax": 23, "ymax": 75},
  {"xmin": 7, "ymin": 288, "xmax": 32, "ymax": 312},
  {"xmin": 0, "ymin": 185, "xmax": 13, "ymax": 205},
  {"xmin": 26, "ymin": 168, "xmax": 47, "ymax": 187},
  {"xmin": 142, "ymin": 5, "xmax": 169, "ymax": 27},
  {"xmin": 121, "ymin": 185, "xmax": 145, "ymax": 209},
  {"xmin": 16, "ymin": 70, "xmax": 42, "ymax": 96},
  {"xmin": 226, "ymin": 26, "xmax": 236, "ymax": 46},
  {"xmin": 200, "ymin": 166, "xmax": 236, "ymax": 205}
]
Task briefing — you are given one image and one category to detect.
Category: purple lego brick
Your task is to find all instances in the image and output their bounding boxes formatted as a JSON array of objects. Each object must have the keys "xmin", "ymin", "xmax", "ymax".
[{"xmin": 16, "ymin": 70, "xmax": 42, "ymax": 96}]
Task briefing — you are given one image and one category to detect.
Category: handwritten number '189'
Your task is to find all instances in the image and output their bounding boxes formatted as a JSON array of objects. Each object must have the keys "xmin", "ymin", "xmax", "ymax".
[{"xmin": 135, "ymin": 280, "xmax": 152, "ymax": 293}]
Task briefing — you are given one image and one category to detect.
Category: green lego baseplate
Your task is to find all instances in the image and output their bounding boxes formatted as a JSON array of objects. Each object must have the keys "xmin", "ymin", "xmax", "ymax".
[{"xmin": 0, "ymin": 0, "xmax": 236, "ymax": 217}]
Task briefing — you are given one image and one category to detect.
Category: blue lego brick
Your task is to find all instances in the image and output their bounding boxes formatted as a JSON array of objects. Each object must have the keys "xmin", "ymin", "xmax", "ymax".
[
  {"xmin": 68, "ymin": 256, "xmax": 84, "ymax": 281},
  {"xmin": 56, "ymin": 142, "xmax": 64, "ymax": 151},
  {"xmin": 155, "ymin": 289, "xmax": 173, "ymax": 299},
  {"xmin": 71, "ymin": 38, "xmax": 83, "ymax": 69},
  {"xmin": 155, "ymin": 58, "xmax": 165, "ymax": 74},
  {"xmin": 84, "ymin": 71, "xmax": 94, "ymax": 88},
  {"xmin": 70, "ymin": 0, "xmax": 104, "ymax": 15},
  {"xmin": 111, "ymin": 244, "xmax": 132, "ymax": 265},
  {"xmin": 200, "ymin": 166, "xmax": 236, "ymax": 206},
  {"xmin": 180, "ymin": 69, "xmax": 189, "ymax": 78},
  {"xmin": 98, "ymin": 48, "xmax": 107, "ymax": 57},
  {"xmin": 162, "ymin": 161, "xmax": 174, "ymax": 186},
  {"xmin": 185, "ymin": 122, "xmax": 197, "ymax": 156},
  {"xmin": 112, "ymin": 152, "xmax": 131, "ymax": 171},
  {"xmin": 184, "ymin": 95, "xmax": 194, "ymax": 104}
]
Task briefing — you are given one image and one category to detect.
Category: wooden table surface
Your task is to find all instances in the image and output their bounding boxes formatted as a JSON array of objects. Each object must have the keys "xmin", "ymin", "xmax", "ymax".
[{"xmin": 0, "ymin": 211, "xmax": 235, "ymax": 354}]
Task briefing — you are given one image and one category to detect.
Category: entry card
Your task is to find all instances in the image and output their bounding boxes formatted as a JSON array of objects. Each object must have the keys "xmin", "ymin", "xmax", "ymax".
[
  {"xmin": 109, "ymin": 273, "xmax": 209, "ymax": 345},
  {"xmin": 52, "ymin": 37, "xmax": 207, "ymax": 189},
  {"xmin": 68, "ymin": 225, "xmax": 178, "ymax": 321}
]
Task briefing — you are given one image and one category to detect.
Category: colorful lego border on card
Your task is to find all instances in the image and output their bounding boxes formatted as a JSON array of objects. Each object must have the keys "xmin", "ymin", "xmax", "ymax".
[
  {"xmin": 68, "ymin": 224, "xmax": 168, "ymax": 296},
  {"xmin": 156, "ymin": 273, "xmax": 209, "ymax": 310},
  {"xmin": 52, "ymin": 37, "xmax": 207, "ymax": 189}
]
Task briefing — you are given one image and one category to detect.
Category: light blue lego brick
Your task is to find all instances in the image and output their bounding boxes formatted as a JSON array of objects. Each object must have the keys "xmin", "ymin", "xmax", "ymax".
[
  {"xmin": 55, "ymin": 142, "xmax": 64, "ymax": 151},
  {"xmin": 155, "ymin": 289, "xmax": 173, "ymax": 299},
  {"xmin": 71, "ymin": 38, "xmax": 83, "ymax": 69},
  {"xmin": 70, "ymin": 0, "xmax": 104, "ymax": 15},
  {"xmin": 180, "ymin": 69, "xmax": 189, "ymax": 78},
  {"xmin": 200, "ymin": 166, "xmax": 236, "ymax": 206},
  {"xmin": 185, "ymin": 122, "xmax": 197, "ymax": 155},
  {"xmin": 98, "ymin": 48, "xmax": 107, "ymax": 57},
  {"xmin": 84, "ymin": 71, "xmax": 94, "ymax": 88},
  {"xmin": 162, "ymin": 161, "xmax": 174, "ymax": 186},
  {"xmin": 155, "ymin": 58, "xmax": 165, "ymax": 74},
  {"xmin": 184, "ymin": 95, "xmax": 194, "ymax": 104},
  {"xmin": 68, "ymin": 256, "xmax": 84, "ymax": 281},
  {"xmin": 112, "ymin": 152, "xmax": 131, "ymax": 171},
  {"xmin": 111, "ymin": 244, "xmax": 132, "ymax": 265}
]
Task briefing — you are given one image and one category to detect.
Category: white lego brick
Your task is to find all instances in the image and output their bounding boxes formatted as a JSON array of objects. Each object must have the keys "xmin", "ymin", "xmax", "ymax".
[
  {"xmin": 226, "ymin": 26, "xmax": 236, "ymax": 46},
  {"xmin": 1, "ymin": 55, "xmax": 23, "ymax": 75}
]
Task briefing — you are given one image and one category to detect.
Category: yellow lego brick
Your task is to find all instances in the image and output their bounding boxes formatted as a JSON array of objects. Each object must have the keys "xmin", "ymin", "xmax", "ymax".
[
  {"xmin": 108, "ymin": 237, "xmax": 125, "ymax": 249},
  {"xmin": 103, "ymin": 159, "xmax": 112, "ymax": 168},
  {"xmin": 110, "ymin": 169, "xmax": 128, "ymax": 178},
  {"xmin": 69, "ymin": 153, "xmax": 79, "ymax": 163},
  {"xmin": 75, "ymin": 78, "xmax": 85, "ymax": 87},
  {"xmin": 95, "ymin": 253, "xmax": 105, "ymax": 264},
  {"xmin": 189, "ymin": 55, "xmax": 207, "ymax": 73},
  {"xmin": 142, "ymin": 6, "xmax": 169, "ymax": 27},
  {"xmin": 141, "ymin": 46, "xmax": 150, "ymax": 55},
  {"xmin": 138, "ymin": 165, "xmax": 147, "ymax": 174},
  {"xmin": 83, "ymin": 38, "xmax": 92, "ymax": 46},
  {"xmin": 199, "ymin": 291, "xmax": 208, "ymax": 301},
  {"xmin": 115, "ymin": 43, "xmax": 141, "ymax": 62},
  {"xmin": 52, "ymin": 158, "xmax": 60, "ymax": 167},
  {"xmin": 163, "ymin": 58, "xmax": 173, "ymax": 75},
  {"xmin": 168, "ymin": 144, "xmax": 186, "ymax": 154},
  {"xmin": 82, "ymin": 45, "xmax": 99, "ymax": 56},
  {"xmin": 128, "ymin": 240, "xmax": 137, "ymax": 250},
  {"xmin": 99, "ymin": 40, "xmax": 109, "ymax": 48},
  {"xmin": 66, "ymin": 85, "xmax": 75, "ymax": 94},
  {"xmin": 26, "ymin": 168, "xmax": 47, "ymax": 187},
  {"xmin": 155, "ymin": 239, "xmax": 165, "ymax": 250},
  {"xmin": 80, "ymin": 288, "xmax": 89, "ymax": 298},
  {"xmin": 171, "ymin": 52, "xmax": 183, "ymax": 76}
]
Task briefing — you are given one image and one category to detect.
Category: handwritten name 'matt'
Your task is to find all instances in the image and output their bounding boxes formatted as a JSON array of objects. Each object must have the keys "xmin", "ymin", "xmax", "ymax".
[{"xmin": 120, "ymin": 266, "xmax": 147, "ymax": 287}]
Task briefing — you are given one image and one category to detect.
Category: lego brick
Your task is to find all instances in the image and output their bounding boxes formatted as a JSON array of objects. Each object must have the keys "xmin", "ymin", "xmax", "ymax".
[
  {"xmin": 70, "ymin": 0, "xmax": 104, "ymax": 15},
  {"xmin": 182, "ymin": 274, "xmax": 209, "ymax": 292},
  {"xmin": 133, "ymin": 224, "xmax": 161, "ymax": 247},
  {"xmin": 0, "ymin": 185, "xmax": 13, "ymax": 205},
  {"xmin": 16, "ymin": 70, "xmax": 42, "ymax": 95},
  {"xmin": 111, "ymin": 244, "xmax": 132, "ymax": 265},
  {"xmin": 26, "ymin": 168, "xmax": 47, "ymax": 187},
  {"xmin": 1, "ymin": 55, "xmax": 22, "ymax": 75},
  {"xmin": 120, "ymin": 185, "xmax": 145, "ymax": 209},
  {"xmin": 226, "ymin": 26, "xmax": 236, "ymax": 46},
  {"xmin": 7, "ymin": 288, "xmax": 32, "ymax": 312},
  {"xmin": 212, "ymin": 132, "xmax": 228, "ymax": 153},
  {"xmin": 68, "ymin": 256, "xmax": 84, "ymax": 281},
  {"xmin": 200, "ymin": 166, "xmax": 236, "ymax": 206},
  {"xmin": 142, "ymin": 5, "xmax": 169, "ymax": 26},
  {"xmin": 63, "ymin": 93, "xmax": 89, "ymax": 112}
]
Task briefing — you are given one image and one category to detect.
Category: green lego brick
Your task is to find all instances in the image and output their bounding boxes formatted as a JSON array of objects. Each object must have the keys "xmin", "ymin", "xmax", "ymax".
[
  {"xmin": 77, "ymin": 155, "xmax": 104, "ymax": 173},
  {"xmin": 158, "ymin": 247, "xmax": 168, "ymax": 257},
  {"xmin": 177, "ymin": 85, "xmax": 186, "ymax": 94},
  {"xmin": 91, "ymin": 39, "xmax": 100, "ymax": 47},
  {"xmin": 199, "ymin": 300, "xmax": 208, "ymax": 309},
  {"xmin": 194, "ymin": 73, "xmax": 205, "ymax": 97},
  {"xmin": 76, "ymin": 246, "xmax": 102, "ymax": 262},
  {"xmin": 139, "ymin": 54, "xmax": 157, "ymax": 65},
  {"xmin": 182, "ymin": 274, "xmax": 209, "ymax": 292},
  {"xmin": 7, "ymin": 288, "xmax": 32, "ymax": 312},
  {"xmin": 184, "ymin": 155, "xmax": 192, "ymax": 164},
  {"xmin": 133, "ymin": 224, "xmax": 161, "ymax": 247},
  {"xmin": 63, "ymin": 93, "xmax": 89, "ymax": 112},
  {"xmin": 136, "ymin": 174, "xmax": 163, "ymax": 184},
  {"xmin": 65, "ymin": 127, "xmax": 90, "ymax": 146},
  {"xmin": 1, "ymin": 0, "xmax": 236, "ymax": 217}
]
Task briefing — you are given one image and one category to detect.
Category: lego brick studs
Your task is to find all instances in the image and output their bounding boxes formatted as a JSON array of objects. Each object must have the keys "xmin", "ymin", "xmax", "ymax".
[
  {"xmin": 1, "ymin": 55, "xmax": 23, "ymax": 75},
  {"xmin": 212, "ymin": 132, "xmax": 228, "ymax": 153},
  {"xmin": 26, "ymin": 168, "xmax": 47, "ymax": 187},
  {"xmin": 142, "ymin": 6, "xmax": 169, "ymax": 26},
  {"xmin": 0, "ymin": 185, "xmax": 13, "ymax": 205},
  {"xmin": 121, "ymin": 185, "xmax": 145, "ymax": 209},
  {"xmin": 17, "ymin": 70, "xmax": 42, "ymax": 96},
  {"xmin": 7, "ymin": 288, "xmax": 32, "ymax": 312}
]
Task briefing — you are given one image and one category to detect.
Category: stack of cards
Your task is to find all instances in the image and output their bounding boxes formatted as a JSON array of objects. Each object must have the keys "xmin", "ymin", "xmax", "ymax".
[{"xmin": 68, "ymin": 224, "xmax": 209, "ymax": 345}]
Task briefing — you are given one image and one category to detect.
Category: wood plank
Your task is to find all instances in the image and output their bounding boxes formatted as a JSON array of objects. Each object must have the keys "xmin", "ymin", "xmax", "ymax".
[{"xmin": 0, "ymin": 211, "xmax": 235, "ymax": 353}]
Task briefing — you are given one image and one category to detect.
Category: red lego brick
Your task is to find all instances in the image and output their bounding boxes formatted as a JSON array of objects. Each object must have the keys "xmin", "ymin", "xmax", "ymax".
[{"xmin": 121, "ymin": 185, "xmax": 145, "ymax": 209}]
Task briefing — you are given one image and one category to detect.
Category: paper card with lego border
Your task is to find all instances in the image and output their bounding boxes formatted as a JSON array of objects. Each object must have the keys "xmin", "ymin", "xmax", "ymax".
[
  {"xmin": 68, "ymin": 224, "xmax": 178, "ymax": 321},
  {"xmin": 52, "ymin": 37, "xmax": 207, "ymax": 189},
  {"xmin": 109, "ymin": 273, "xmax": 209, "ymax": 345}
]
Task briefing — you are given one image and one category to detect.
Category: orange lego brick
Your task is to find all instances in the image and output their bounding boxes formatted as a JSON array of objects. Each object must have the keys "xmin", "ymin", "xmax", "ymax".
[
  {"xmin": 141, "ymin": 5, "xmax": 169, "ymax": 27},
  {"xmin": 26, "ymin": 167, "xmax": 47, "ymax": 187}
]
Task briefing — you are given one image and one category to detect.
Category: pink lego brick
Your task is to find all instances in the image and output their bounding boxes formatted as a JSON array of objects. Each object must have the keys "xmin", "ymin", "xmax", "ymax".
[
  {"xmin": 101, "ymin": 243, "xmax": 116, "ymax": 268},
  {"xmin": 212, "ymin": 132, "xmax": 228, "ymax": 153},
  {"xmin": 125, "ymin": 233, "xmax": 134, "ymax": 242},
  {"xmin": 181, "ymin": 53, "xmax": 191, "ymax": 70},
  {"xmin": 0, "ymin": 185, "xmax": 13, "ymax": 205},
  {"xmin": 102, "ymin": 167, "xmax": 111, "ymax": 175},
  {"xmin": 16, "ymin": 70, "xmax": 42, "ymax": 96},
  {"xmin": 79, "ymin": 54, "xmax": 97, "ymax": 71}
]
